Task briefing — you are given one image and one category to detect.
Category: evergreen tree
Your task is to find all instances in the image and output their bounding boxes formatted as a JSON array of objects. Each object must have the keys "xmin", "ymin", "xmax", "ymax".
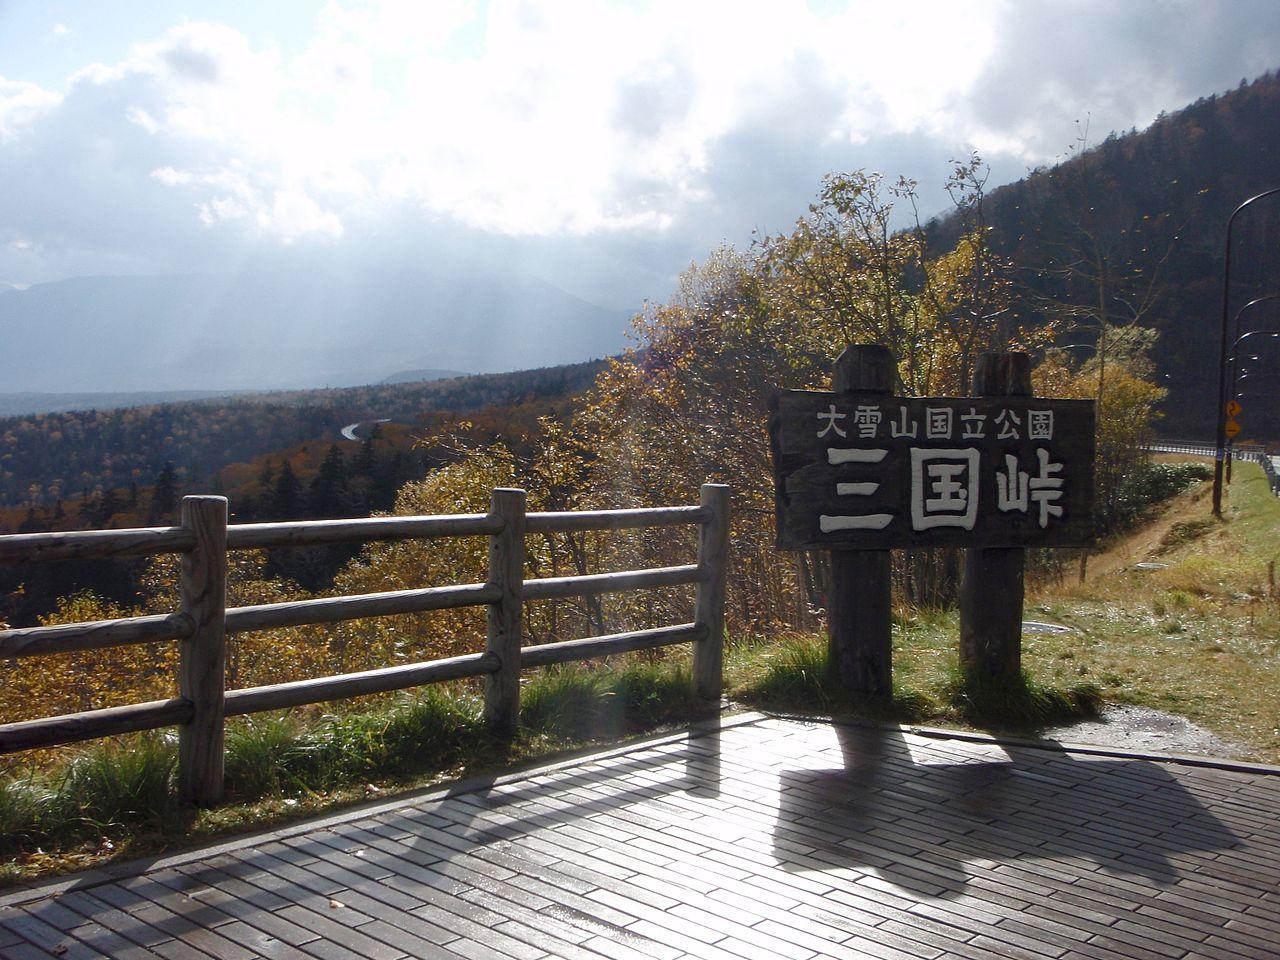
[
  {"xmin": 152, "ymin": 461, "xmax": 179, "ymax": 519},
  {"xmin": 271, "ymin": 461, "xmax": 302, "ymax": 519},
  {"xmin": 310, "ymin": 445, "xmax": 352, "ymax": 517},
  {"xmin": 354, "ymin": 434, "xmax": 377, "ymax": 477},
  {"xmin": 94, "ymin": 489, "xmax": 122, "ymax": 527}
]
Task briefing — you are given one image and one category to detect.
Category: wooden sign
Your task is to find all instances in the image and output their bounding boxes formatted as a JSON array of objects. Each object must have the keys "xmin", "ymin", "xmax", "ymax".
[{"xmin": 770, "ymin": 391, "xmax": 1095, "ymax": 549}]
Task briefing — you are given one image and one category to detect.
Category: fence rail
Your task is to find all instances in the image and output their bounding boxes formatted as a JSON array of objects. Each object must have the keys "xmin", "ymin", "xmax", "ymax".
[{"xmin": 0, "ymin": 485, "xmax": 730, "ymax": 805}]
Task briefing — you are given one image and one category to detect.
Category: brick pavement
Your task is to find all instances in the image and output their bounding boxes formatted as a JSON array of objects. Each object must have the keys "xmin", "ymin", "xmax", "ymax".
[{"xmin": 2, "ymin": 713, "xmax": 1278, "ymax": 959}]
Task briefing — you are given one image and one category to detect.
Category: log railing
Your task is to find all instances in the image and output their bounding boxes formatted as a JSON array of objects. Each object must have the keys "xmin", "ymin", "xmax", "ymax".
[{"xmin": 0, "ymin": 484, "xmax": 731, "ymax": 805}]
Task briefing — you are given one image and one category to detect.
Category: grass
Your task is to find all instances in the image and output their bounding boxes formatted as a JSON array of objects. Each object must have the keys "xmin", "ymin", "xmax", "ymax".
[
  {"xmin": 1025, "ymin": 462, "xmax": 1280, "ymax": 758},
  {"xmin": 0, "ymin": 657, "xmax": 711, "ymax": 883},
  {"xmin": 728, "ymin": 632, "xmax": 1100, "ymax": 728}
]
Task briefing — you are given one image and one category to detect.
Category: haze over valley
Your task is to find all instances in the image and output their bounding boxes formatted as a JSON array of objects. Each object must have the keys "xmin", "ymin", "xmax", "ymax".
[{"xmin": 0, "ymin": 268, "xmax": 627, "ymax": 393}]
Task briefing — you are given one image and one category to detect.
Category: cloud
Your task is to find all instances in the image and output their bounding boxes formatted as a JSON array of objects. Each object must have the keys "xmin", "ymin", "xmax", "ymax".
[
  {"xmin": 964, "ymin": 0, "xmax": 1280, "ymax": 163},
  {"xmin": 0, "ymin": 77, "xmax": 60, "ymax": 140},
  {"xmin": 1, "ymin": 0, "xmax": 1278, "ymax": 303}
]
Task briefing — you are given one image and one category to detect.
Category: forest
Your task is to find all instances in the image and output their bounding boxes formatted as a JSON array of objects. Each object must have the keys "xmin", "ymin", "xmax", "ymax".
[{"xmin": 0, "ymin": 359, "xmax": 606, "ymax": 510}]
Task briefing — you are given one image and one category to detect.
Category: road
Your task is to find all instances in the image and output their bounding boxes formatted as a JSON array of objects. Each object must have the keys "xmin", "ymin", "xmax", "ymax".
[{"xmin": 339, "ymin": 418, "xmax": 392, "ymax": 442}]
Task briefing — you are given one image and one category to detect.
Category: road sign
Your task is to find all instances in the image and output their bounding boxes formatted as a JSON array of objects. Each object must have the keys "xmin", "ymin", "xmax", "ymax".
[
  {"xmin": 770, "ymin": 391, "xmax": 1095, "ymax": 549},
  {"xmin": 1225, "ymin": 419, "xmax": 1242, "ymax": 438},
  {"xmin": 1226, "ymin": 400, "xmax": 1242, "ymax": 417}
]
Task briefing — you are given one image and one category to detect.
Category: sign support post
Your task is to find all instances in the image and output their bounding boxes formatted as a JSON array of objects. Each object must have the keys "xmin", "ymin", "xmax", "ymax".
[
  {"xmin": 828, "ymin": 344, "xmax": 895, "ymax": 696},
  {"xmin": 959, "ymin": 353, "xmax": 1031, "ymax": 682}
]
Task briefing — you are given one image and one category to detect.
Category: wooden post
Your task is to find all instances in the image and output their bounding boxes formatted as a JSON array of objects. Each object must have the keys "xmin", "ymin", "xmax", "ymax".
[
  {"xmin": 828, "ymin": 344, "xmax": 896, "ymax": 696},
  {"xmin": 693, "ymin": 483, "xmax": 730, "ymax": 702},
  {"xmin": 178, "ymin": 496, "xmax": 228, "ymax": 806},
  {"xmin": 959, "ymin": 353, "xmax": 1031, "ymax": 682},
  {"xmin": 484, "ymin": 488, "xmax": 526, "ymax": 738}
]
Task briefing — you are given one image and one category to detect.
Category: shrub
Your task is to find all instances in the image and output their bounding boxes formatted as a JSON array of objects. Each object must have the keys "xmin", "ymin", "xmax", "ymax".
[{"xmin": 1102, "ymin": 461, "xmax": 1211, "ymax": 530}]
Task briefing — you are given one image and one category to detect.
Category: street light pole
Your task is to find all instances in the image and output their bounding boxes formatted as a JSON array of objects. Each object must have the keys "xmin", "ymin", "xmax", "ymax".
[
  {"xmin": 1224, "ymin": 303, "xmax": 1280, "ymax": 483},
  {"xmin": 1214, "ymin": 188, "xmax": 1280, "ymax": 517}
]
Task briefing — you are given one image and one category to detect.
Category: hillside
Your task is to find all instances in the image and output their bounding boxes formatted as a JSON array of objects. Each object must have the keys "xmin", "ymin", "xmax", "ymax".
[
  {"xmin": 932, "ymin": 71, "xmax": 1280, "ymax": 439},
  {"xmin": 0, "ymin": 359, "xmax": 608, "ymax": 509}
]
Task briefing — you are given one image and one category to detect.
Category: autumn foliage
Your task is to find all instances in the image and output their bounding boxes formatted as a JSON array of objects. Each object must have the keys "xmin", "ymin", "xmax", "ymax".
[{"xmin": 0, "ymin": 158, "xmax": 1171, "ymax": 737}]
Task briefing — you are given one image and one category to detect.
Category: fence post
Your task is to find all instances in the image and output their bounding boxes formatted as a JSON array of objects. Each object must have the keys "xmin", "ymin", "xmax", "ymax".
[
  {"xmin": 178, "ymin": 495, "xmax": 228, "ymax": 806},
  {"xmin": 694, "ymin": 483, "xmax": 730, "ymax": 702},
  {"xmin": 484, "ymin": 488, "xmax": 526, "ymax": 738}
]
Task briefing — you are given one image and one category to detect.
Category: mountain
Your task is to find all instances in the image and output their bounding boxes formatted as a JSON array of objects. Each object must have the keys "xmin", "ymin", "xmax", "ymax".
[
  {"xmin": 0, "ymin": 389, "xmax": 247, "ymax": 417},
  {"xmin": 0, "ymin": 269, "xmax": 629, "ymax": 393},
  {"xmin": 930, "ymin": 71, "xmax": 1280, "ymax": 439},
  {"xmin": 380, "ymin": 368, "xmax": 471, "ymax": 385}
]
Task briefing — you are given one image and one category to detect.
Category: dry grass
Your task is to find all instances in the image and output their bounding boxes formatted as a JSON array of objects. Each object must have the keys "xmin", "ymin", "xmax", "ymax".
[{"xmin": 1019, "ymin": 463, "xmax": 1280, "ymax": 760}]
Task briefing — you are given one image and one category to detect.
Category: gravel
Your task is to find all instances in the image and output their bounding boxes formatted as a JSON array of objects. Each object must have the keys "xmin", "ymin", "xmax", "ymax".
[{"xmin": 1041, "ymin": 704, "xmax": 1247, "ymax": 758}]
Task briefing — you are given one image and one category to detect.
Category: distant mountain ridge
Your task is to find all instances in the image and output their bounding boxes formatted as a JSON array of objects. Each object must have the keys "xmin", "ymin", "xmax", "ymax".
[
  {"xmin": 0, "ymin": 268, "xmax": 629, "ymax": 393},
  {"xmin": 0, "ymin": 389, "xmax": 246, "ymax": 418},
  {"xmin": 380, "ymin": 368, "xmax": 470, "ymax": 385}
]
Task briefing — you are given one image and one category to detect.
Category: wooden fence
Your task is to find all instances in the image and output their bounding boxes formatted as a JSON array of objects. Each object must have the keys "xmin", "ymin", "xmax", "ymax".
[{"xmin": 0, "ymin": 485, "xmax": 730, "ymax": 805}]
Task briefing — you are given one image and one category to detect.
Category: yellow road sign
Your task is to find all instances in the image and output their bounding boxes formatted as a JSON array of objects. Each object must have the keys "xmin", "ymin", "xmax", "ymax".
[
  {"xmin": 1225, "ymin": 419, "xmax": 1242, "ymax": 438},
  {"xmin": 1226, "ymin": 400, "xmax": 1242, "ymax": 417}
]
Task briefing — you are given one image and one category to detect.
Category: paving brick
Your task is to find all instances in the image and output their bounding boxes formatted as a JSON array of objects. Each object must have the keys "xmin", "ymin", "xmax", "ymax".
[{"xmin": 4, "ymin": 716, "xmax": 1279, "ymax": 959}]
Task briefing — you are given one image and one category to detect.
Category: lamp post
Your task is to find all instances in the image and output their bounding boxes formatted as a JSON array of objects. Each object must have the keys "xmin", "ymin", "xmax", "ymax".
[
  {"xmin": 1214, "ymin": 189, "xmax": 1280, "ymax": 517},
  {"xmin": 1225, "ymin": 327, "xmax": 1280, "ymax": 481},
  {"xmin": 1225, "ymin": 295, "xmax": 1280, "ymax": 404}
]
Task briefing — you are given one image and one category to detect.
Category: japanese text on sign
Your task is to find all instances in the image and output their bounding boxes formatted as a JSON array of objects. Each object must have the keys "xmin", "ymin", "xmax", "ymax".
[{"xmin": 770, "ymin": 392, "xmax": 1094, "ymax": 550}]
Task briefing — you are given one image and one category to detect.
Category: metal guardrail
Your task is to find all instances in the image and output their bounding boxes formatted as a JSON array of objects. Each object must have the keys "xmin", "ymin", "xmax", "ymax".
[
  {"xmin": 1149, "ymin": 439, "xmax": 1267, "ymax": 457},
  {"xmin": 1258, "ymin": 451, "xmax": 1280, "ymax": 496},
  {"xmin": 0, "ymin": 486, "xmax": 731, "ymax": 805}
]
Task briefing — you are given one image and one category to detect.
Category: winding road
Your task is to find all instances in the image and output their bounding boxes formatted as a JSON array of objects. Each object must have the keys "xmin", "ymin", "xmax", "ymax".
[{"xmin": 339, "ymin": 418, "xmax": 392, "ymax": 442}]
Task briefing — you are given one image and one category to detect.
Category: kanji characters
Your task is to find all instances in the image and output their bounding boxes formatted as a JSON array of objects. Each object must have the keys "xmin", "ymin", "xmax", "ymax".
[
  {"xmin": 816, "ymin": 404, "xmax": 846, "ymax": 438},
  {"xmin": 925, "ymin": 407, "xmax": 953, "ymax": 439},
  {"xmin": 960, "ymin": 407, "xmax": 986, "ymax": 439},
  {"xmin": 909, "ymin": 448, "xmax": 979, "ymax": 531},
  {"xmin": 994, "ymin": 408, "xmax": 1022, "ymax": 440},
  {"xmin": 820, "ymin": 447, "xmax": 891, "ymax": 531},
  {"xmin": 995, "ymin": 448, "xmax": 1065, "ymax": 528},
  {"xmin": 852, "ymin": 404, "xmax": 882, "ymax": 439},
  {"xmin": 889, "ymin": 407, "xmax": 918, "ymax": 438},
  {"xmin": 1027, "ymin": 410, "xmax": 1054, "ymax": 440}
]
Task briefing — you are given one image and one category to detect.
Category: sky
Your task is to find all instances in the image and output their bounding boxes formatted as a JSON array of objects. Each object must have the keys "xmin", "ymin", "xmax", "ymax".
[{"xmin": 2, "ymin": 0, "xmax": 1280, "ymax": 311}]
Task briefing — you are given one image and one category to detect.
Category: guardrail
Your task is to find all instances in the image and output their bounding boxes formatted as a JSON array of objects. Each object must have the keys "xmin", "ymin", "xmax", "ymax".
[
  {"xmin": 0, "ymin": 485, "xmax": 730, "ymax": 805},
  {"xmin": 1257, "ymin": 451, "xmax": 1280, "ymax": 496},
  {"xmin": 1148, "ymin": 440, "xmax": 1266, "ymax": 458}
]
